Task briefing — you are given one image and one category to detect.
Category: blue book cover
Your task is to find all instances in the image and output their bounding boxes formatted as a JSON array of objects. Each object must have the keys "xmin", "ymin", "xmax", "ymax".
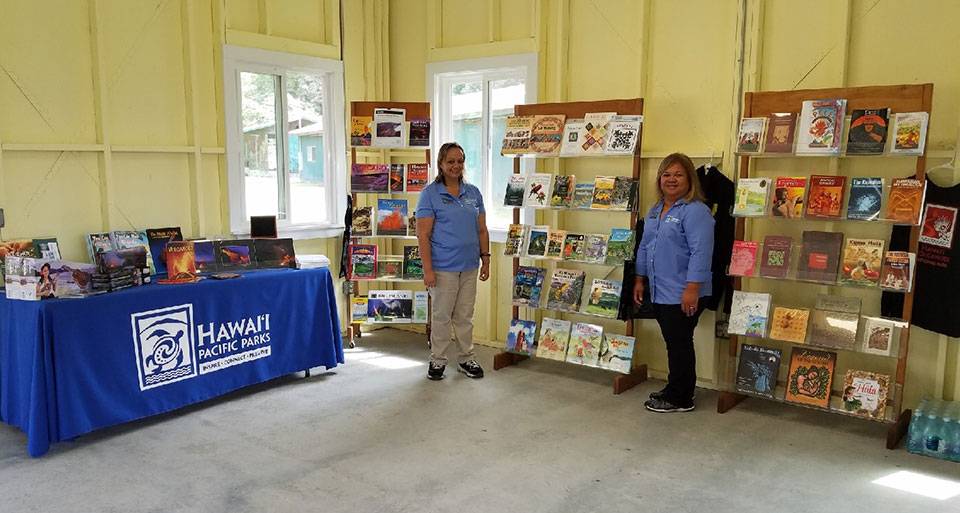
[
  {"xmin": 376, "ymin": 199, "xmax": 409, "ymax": 236},
  {"xmin": 506, "ymin": 318, "xmax": 538, "ymax": 356},
  {"xmin": 846, "ymin": 177, "xmax": 883, "ymax": 221},
  {"xmin": 86, "ymin": 232, "xmax": 116, "ymax": 264},
  {"xmin": 110, "ymin": 230, "xmax": 155, "ymax": 274},
  {"xmin": 512, "ymin": 265, "xmax": 546, "ymax": 307}
]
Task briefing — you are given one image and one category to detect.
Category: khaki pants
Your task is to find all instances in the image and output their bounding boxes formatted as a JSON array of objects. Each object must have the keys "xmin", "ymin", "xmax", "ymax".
[{"xmin": 429, "ymin": 268, "xmax": 478, "ymax": 365}]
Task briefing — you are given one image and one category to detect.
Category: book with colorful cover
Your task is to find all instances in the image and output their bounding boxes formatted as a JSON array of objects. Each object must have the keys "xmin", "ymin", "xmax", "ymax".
[
  {"xmin": 351, "ymin": 163, "xmax": 389, "ymax": 193},
  {"xmin": 583, "ymin": 234, "xmax": 609, "ymax": 264},
  {"xmin": 785, "ymin": 347, "xmax": 837, "ymax": 408},
  {"xmin": 254, "ymin": 238, "xmax": 296, "ymax": 269},
  {"xmin": 846, "ymin": 108, "xmax": 889, "ymax": 155},
  {"xmin": 349, "ymin": 244, "xmax": 377, "ymax": 279},
  {"xmin": 545, "ymin": 229, "xmax": 567, "ymax": 260},
  {"xmin": 839, "ymin": 238, "xmax": 884, "ymax": 287},
  {"xmin": 86, "ymin": 232, "xmax": 116, "ymax": 265},
  {"xmin": 372, "ymin": 108, "xmax": 405, "ymax": 148},
  {"xmin": 604, "ymin": 228, "xmax": 635, "ymax": 265},
  {"xmin": 728, "ymin": 291, "xmax": 772, "ymax": 337},
  {"xmin": 350, "ymin": 116, "xmax": 372, "ymax": 147},
  {"xmin": 504, "ymin": 174, "xmax": 527, "ymax": 207},
  {"xmin": 407, "ymin": 214, "xmax": 418, "ymax": 237},
  {"xmin": 797, "ymin": 231, "xmax": 843, "ymax": 283},
  {"xmin": 193, "ymin": 240, "xmax": 217, "ymax": 272},
  {"xmin": 504, "ymin": 224, "xmax": 528, "ymax": 257},
  {"xmin": 733, "ymin": 178, "xmax": 770, "ymax": 217},
  {"xmin": 536, "ymin": 318, "xmax": 571, "ymax": 361},
  {"xmin": 110, "ymin": 230, "xmax": 155, "ymax": 275},
  {"xmin": 846, "ymin": 177, "xmax": 884, "ymax": 221},
  {"xmin": 591, "ymin": 176, "xmax": 616, "ymax": 209},
  {"xmin": 598, "ymin": 334, "xmax": 635, "ymax": 373},
  {"xmin": 582, "ymin": 112, "xmax": 615, "ymax": 154},
  {"xmin": 31, "ymin": 237, "xmax": 60, "ymax": 260},
  {"xmin": 920, "ymin": 203, "xmax": 957, "ymax": 249},
  {"xmin": 352, "ymin": 206, "xmax": 373, "ymax": 236},
  {"xmin": 885, "ymin": 178, "xmax": 925, "ymax": 224},
  {"xmin": 213, "ymin": 239, "xmax": 256, "ymax": 271},
  {"xmin": 769, "ymin": 307, "xmax": 810, "ymax": 343},
  {"xmin": 735, "ymin": 344, "xmax": 782, "ymax": 399},
  {"xmin": 729, "ymin": 241, "xmax": 759, "ymax": 276},
  {"xmin": 890, "ymin": 112, "xmax": 929, "ymax": 156},
  {"xmin": 367, "ymin": 290, "xmax": 413, "ymax": 323},
  {"xmin": 842, "ymin": 370, "xmax": 890, "ymax": 419},
  {"xmin": 408, "ymin": 118, "xmax": 431, "ymax": 147},
  {"xmin": 879, "ymin": 250, "xmax": 915, "ymax": 292},
  {"xmin": 611, "ymin": 177, "xmax": 639, "ymax": 211},
  {"xmin": 559, "ymin": 119, "xmax": 587, "ymax": 156},
  {"xmin": 389, "ymin": 164, "xmax": 405, "ymax": 192},
  {"xmin": 524, "ymin": 173, "xmax": 552, "ymax": 207},
  {"xmin": 145, "ymin": 227, "xmax": 183, "ymax": 274},
  {"xmin": 862, "ymin": 317, "xmax": 895, "ymax": 356},
  {"xmin": 736, "ymin": 117, "xmax": 766, "ymax": 153},
  {"xmin": 413, "ymin": 291, "xmax": 428, "ymax": 323},
  {"xmin": 759, "ymin": 235, "xmax": 793, "ymax": 279},
  {"xmin": 506, "ymin": 318, "xmax": 538, "ymax": 356},
  {"xmin": 571, "ymin": 183, "xmax": 595, "ymax": 209},
  {"xmin": 513, "ymin": 265, "xmax": 546, "ymax": 307},
  {"xmin": 562, "ymin": 233, "xmax": 586, "ymax": 262},
  {"xmin": 764, "ymin": 112, "xmax": 798, "ymax": 153},
  {"xmin": 405, "ymin": 163, "xmax": 429, "ymax": 192},
  {"xmin": 797, "ymin": 99, "xmax": 846, "ymax": 155},
  {"xmin": 804, "ymin": 175, "xmax": 847, "ymax": 219},
  {"xmin": 402, "ymin": 245, "xmax": 423, "ymax": 280},
  {"xmin": 529, "ymin": 114, "xmax": 566, "ymax": 156},
  {"xmin": 550, "ymin": 175, "xmax": 575, "ymax": 208},
  {"xmin": 161, "ymin": 241, "xmax": 198, "ymax": 283},
  {"xmin": 501, "ymin": 115, "xmax": 533, "ymax": 155},
  {"xmin": 376, "ymin": 255, "xmax": 402, "ymax": 279},
  {"xmin": 771, "ymin": 176, "xmax": 807, "ymax": 218},
  {"xmin": 585, "ymin": 279, "xmax": 622, "ymax": 318},
  {"xmin": 604, "ymin": 115, "xmax": 642, "ymax": 156},
  {"xmin": 566, "ymin": 322, "xmax": 603, "ymax": 366},
  {"xmin": 352, "ymin": 296, "xmax": 368, "ymax": 322},
  {"xmin": 376, "ymin": 199, "xmax": 408, "ymax": 236},
  {"xmin": 525, "ymin": 225, "xmax": 550, "ymax": 258},
  {"xmin": 546, "ymin": 268, "xmax": 586, "ymax": 312}
]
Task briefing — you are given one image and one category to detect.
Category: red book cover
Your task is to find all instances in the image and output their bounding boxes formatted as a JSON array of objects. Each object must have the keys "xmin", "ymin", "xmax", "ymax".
[
  {"xmin": 729, "ymin": 241, "xmax": 758, "ymax": 276},
  {"xmin": 159, "ymin": 241, "xmax": 198, "ymax": 283},
  {"xmin": 765, "ymin": 112, "xmax": 798, "ymax": 153},
  {"xmin": 405, "ymin": 163, "xmax": 429, "ymax": 192},
  {"xmin": 804, "ymin": 175, "xmax": 847, "ymax": 219},
  {"xmin": 759, "ymin": 235, "xmax": 793, "ymax": 278}
]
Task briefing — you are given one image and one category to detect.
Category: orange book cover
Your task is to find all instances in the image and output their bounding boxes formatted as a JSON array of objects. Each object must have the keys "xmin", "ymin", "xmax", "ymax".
[
  {"xmin": 885, "ymin": 178, "xmax": 925, "ymax": 224},
  {"xmin": 804, "ymin": 175, "xmax": 846, "ymax": 219},
  {"xmin": 785, "ymin": 347, "xmax": 836, "ymax": 408},
  {"xmin": 772, "ymin": 177, "xmax": 806, "ymax": 218},
  {"xmin": 160, "ymin": 241, "xmax": 198, "ymax": 283},
  {"xmin": 769, "ymin": 307, "xmax": 810, "ymax": 343}
]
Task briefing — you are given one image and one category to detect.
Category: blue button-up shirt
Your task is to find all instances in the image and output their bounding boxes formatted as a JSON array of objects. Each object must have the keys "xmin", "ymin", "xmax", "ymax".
[
  {"xmin": 634, "ymin": 199, "xmax": 715, "ymax": 305},
  {"xmin": 415, "ymin": 181, "xmax": 486, "ymax": 272}
]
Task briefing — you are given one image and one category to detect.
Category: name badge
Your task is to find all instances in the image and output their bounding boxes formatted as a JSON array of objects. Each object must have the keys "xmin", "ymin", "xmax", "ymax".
[
  {"xmin": 664, "ymin": 215, "xmax": 681, "ymax": 224},
  {"xmin": 442, "ymin": 198, "xmax": 454, "ymax": 204},
  {"xmin": 463, "ymin": 197, "xmax": 478, "ymax": 206}
]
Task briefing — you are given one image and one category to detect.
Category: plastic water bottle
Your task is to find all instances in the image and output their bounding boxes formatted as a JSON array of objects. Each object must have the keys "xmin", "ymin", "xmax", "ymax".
[
  {"xmin": 923, "ymin": 414, "xmax": 949, "ymax": 458},
  {"xmin": 908, "ymin": 401, "xmax": 927, "ymax": 453},
  {"xmin": 947, "ymin": 418, "xmax": 960, "ymax": 462}
]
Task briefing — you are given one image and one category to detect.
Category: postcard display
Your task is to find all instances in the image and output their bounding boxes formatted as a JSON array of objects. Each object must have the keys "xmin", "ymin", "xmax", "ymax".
[
  {"xmin": 347, "ymin": 101, "xmax": 432, "ymax": 348},
  {"xmin": 492, "ymin": 98, "xmax": 648, "ymax": 395},
  {"xmin": 723, "ymin": 84, "xmax": 933, "ymax": 449}
]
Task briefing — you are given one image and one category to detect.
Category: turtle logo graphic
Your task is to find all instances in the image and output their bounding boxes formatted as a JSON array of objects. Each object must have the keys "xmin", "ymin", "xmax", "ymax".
[{"xmin": 131, "ymin": 304, "xmax": 197, "ymax": 391}]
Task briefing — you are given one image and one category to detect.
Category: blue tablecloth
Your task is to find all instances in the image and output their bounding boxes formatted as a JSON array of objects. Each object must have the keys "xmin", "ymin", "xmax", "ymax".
[{"xmin": 0, "ymin": 267, "xmax": 343, "ymax": 457}]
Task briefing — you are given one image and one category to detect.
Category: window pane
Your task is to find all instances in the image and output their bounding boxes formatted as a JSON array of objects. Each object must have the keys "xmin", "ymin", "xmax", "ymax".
[
  {"xmin": 240, "ymin": 72, "xmax": 284, "ymax": 219},
  {"xmin": 286, "ymin": 72, "xmax": 327, "ymax": 224},
  {"xmin": 450, "ymin": 80, "xmax": 483, "ymax": 187},
  {"xmin": 488, "ymin": 77, "xmax": 526, "ymax": 230}
]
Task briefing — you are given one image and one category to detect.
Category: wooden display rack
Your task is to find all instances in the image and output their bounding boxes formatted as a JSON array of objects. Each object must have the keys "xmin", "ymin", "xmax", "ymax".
[
  {"xmin": 348, "ymin": 101, "xmax": 432, "ymax": 348},
  {"xmin": 717, "ymin": 83, "xmax": 933, "ymax": 449},
  {"xmin": 492, "ymin": 98, "xmax": 648, "ymax": 395}
]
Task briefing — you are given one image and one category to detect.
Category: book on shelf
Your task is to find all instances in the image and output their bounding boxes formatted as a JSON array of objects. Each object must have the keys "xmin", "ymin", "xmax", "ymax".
[
  {"xmin": 796, "ymin": 99, "xmax": 846, "ymax": 156},
  {"xmin": 764, "ymin": 112, "xmax": 798, "ymax": 153},
  {"xmin": 255, "ymin": 238, "xmax": 296, "ymax": 269},
  {"xmin": 408, "ymin": 118, "xmax": 431, "ymax": 147},
  {"xmin": 571, "ymin": 183, "xmax": 595, "ymax": 209},
  {"xmin": 769, "ymin": 307, "xmax": 811, "ymax": 343},
  {"xmin": 406, "ymin": 163, "xmax": 429, "ymax": 192},
  {"xmin": 376, "ymin": 199, "xmax": 408, "ymax": 236},
  {"xmin": 161, "ymin": 241, "xmax": 198, "ymax": 283},
  {"xmin": 32, "ymin": 237, "xmax": 61, "ymax": 260},
  {"xmin": 351, "ymin": 163, "xmax": 389, "ymax": 193},
  {"xmin": 376, "ymin": 255, "xmax": 402, "ymax": 279},
  {"xmin": 413, "ymin": 291, "xmax": 428, "ymax": 323},
  {"xmin": 560, "ymin": 119, "xmax": 587, "ymax": 156},
  {"xmin": 759, "ymin": 235, "xmax": 793, "ymax": 279},
  {"xmin": 352, "ymin": 296, "xmax": 368, "ymax": 322},
  {"xmin": 785, "ymin": 347, "xmax": 837, "ymax": 408},
  {"xmin": 583, "ymin": 233, "xmax": 609, "ymax": 264},
  {"xmin": 86, "ymin": 232, "xmax": 116, "ymax": 265},
  {"xmin": 504, "ymin": 174, "xmax": 527, "ymax": 207},
  {"xmin": 879, "ymin": 250, "xmax": 915, "ymax": 292},
  {"xmin": 145, "ymin": 227, "xmax": 183, "ymax": 274},
  {"xmin": 524, "ymin": 173, "xmax": 552, "ymax": 207},
  {"xmin": 550, "ymin": 175, "xmax": 575, "ymax": 208},
  {"xmin": 529, "ymin": 114, "xmax": 566, "ymax": 156},
  {"xmin": 890, "ymin": 112, "xmax": 929, "ymax": 156},
  {"xmin": 841, "ymin": 370, "xmax": 890, "ymax": 419},
  {"xmin": 110, "ymin": 230, "xmax": 155, "ymax": 275},
  {"xmin": 506, "ymin": 318, "xmax": 538, "ymax": 356},
  {"xmin": 545, "ymin": 229, "xmax": 567, "ymax": 260},
  {"xmin": 815, "ymin": 293, "xmax": 862, "ymax": 314},
  {"xmin": 797, "ymin": 230, "xmax": 843, "ymax": 283},
  {"xmin": 920, "ymin": 203, "xmax": 958, "ymax": 248},
  {"xmin": 525, "ymin": 225, "xmax": 550, "ymax": 258},
  {"xmin": 610, "ymin": 177, "xmax": 639, "ymax": 211},
  {"xmin": 389, "ymin": 164, "xmax": 405, "ymax": 192},
  {"xmin": 504, "ymin": 224, "xmax": 528, "ymax": 257},
  {"xmin": 350, "ymin": 116, "xmax": 372, "ymax": 147},
  {"xmin": 733, "ymin": 178, "xmax": 770, "ymax": 217},
  {"xmin": 214, "ymin": 239, "xmax": 257, "ymax": 272},
  {"xmin": 846, "ymin": 177, "xmax": 884, "ymax": 221},
  {"xmin": 735, "ymin": 344, "xmax": 782, "ymax": 399},
  {"xmin": 846, "ymin": 108, "xmax": 889, "ymax": 155},
  {"xmin": 193, "ymin": 240, "xmax": 217, "ymax": 273},
  {"xmin": 583, "ymin": 112, "xmax": 615, "ymax": 154},
  {"xmin": 566, "ymin": 322, "xmax": 603, "ymax": 366},
  {"xmin": 598, "ymin": 334, "xmax": 635, "ymax": 374},
  {"xmin": 513, "ymin": 265, "xmax": 546, "ymax": 307},
  {"xmin": 585, "ymin": 279, "xmax": 622, "ymax": 318},
  {"xmin": 839, "ymin": 238, "xmax": 884, "ymax": 287},
  {"xmin": 804, "ymin": 175, "xmax": 847, "ymax": 219},
  {"xmin": 604, "ymin": 228, "xmax": 635, "ymax": 266},
  {"xmin": 367, "ymin": 290, "xmax": 413, "ymax": 323},
  {"xmin": 402, "ymin": 245, "xmax": 423, "ymax": 280},
  {"xmin": 771, "ymin": 176, "xmax": 807, "ymax": 218},
  {"xmin": 501, "ymin": 115, "xmax": 533, "ymax": 155},
  {"xmin": 862, "ymin": 317, "xmax": 896, "ymax": 356},
  {"xmin": 728, "ymin": 291, "xmax": 772, "ymax": 338},
  {"xmin": 349, "ymin": 244, "xmax": 377, "ymax": 279},
  {"xmin": 736, "ymin": 117, "xmax": 767, "ymax": 154},
  {"xmin": 562, "ymin": 233, "xmax": 586, "ymax": 261},
  {"xmin": 407, "ymin": 214, "xmax": 418, "ymax": 237},
  {"xmin": 352, "ymin": 206, "xmax": 373, "ymax": 237},
  {"xmin": 809, "ymin": 294, "xmax": 861, "ymax": 351},
  {"xmin": 604, "ymin": 115, "xmax": 643, "ymax": 156},
  {"xmin": 728, "ymin": 241, "xmax": 759, "ymax": 276},
  {"xmin": 371, "ymin": 108, "xmax": 405, "ymax": 148},
  {"xmin": 546, "ymin": 268, "xmax": 586, "ymax": 312},
  {"xmin": 885, "ymin": 178, "xmax": 925, "ymax": 224},
  {"xmin": 591, "ymin": 176, "xmax": 616, "ymax": 209},
  {"xmin": 536, "ymin": 318, "xmax": 572, "ymax": 361}
]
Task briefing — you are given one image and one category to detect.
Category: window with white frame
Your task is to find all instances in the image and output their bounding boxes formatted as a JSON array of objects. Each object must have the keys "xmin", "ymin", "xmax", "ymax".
[
  {"xmin": 223, "ymin": 45, "xmax": 347, "ymax": 238},
  {"xmin": 427, "ymin": 53, "xmax": 538, "ymax": 240}
]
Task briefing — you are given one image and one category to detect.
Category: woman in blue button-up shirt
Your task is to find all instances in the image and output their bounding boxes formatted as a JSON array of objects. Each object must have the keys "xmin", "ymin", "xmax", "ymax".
[{"xmin": 633, "ymin": 153, "xmax": 715, "ymax": 413}]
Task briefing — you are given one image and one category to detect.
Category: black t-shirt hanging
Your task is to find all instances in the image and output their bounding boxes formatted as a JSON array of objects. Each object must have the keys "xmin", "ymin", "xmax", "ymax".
[
  {"xmin": 881, "ymin": 177, "xmax": 960, "ymax": 337},
  {"xmin": 696, "ymin": 165, "xmax": 736, "ymax": 313}
]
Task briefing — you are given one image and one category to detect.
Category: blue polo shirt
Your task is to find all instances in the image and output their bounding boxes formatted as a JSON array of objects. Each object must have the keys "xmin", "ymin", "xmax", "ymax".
[
  {"xmin": 415, "ymin": 181, "xmax": 485, "ymax": 272},
  {"xmin": 635, "ymin": 199, "xmax": 715, "ymax": 305}
]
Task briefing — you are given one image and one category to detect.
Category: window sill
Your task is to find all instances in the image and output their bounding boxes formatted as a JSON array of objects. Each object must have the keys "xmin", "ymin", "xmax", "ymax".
[{"xmin": 232, "ymin": 224, "xmax": 345, "ymax": 240}]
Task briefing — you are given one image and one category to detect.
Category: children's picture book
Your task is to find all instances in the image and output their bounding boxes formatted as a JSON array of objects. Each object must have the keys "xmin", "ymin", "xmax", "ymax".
[
  {"xmin": 86, "ymin": 232, "xmax": 116, "ymax": 265},
  {"xmin": 728, "ymin": 241, "xmax": 759, "ymax": 276},
  {"xmin": 213, "ymin": 239, "xmax": 256, "ymax": 272},
  {"xmin": 604, "ymin": 115, "xmax": 643, "ymax": 156},
  {"xmin": 24, "ymin": 259, "xmax": 97, "ymax": 297},
  {"xmin": 560, "ymin": 119, "xmax": 587, "ymax": 156},
  {"xmin": 32, "ymin": 237, "xmax": 61, "ymax": 260},
  {"xmin": 501, "ymin": 115, "xmax": 533, "ymax": 155},
  {"xmin": 736, "ymin": 117, "xmax": 766, "ymax": 153},
  {"xmin": 349, "ymin": 244, "xmax": 377, "ymax": 279},
  {"xmin": 846, "ymin": 108, "xmax": 889, "ymax": 155},
  {"xmin": 759, "ymin": 235, "xmax": 793, "ymax": 279},
  {"xmin": 525, "ymin": 225, "xmax": 550, "ymax": 258},
  {"xmin": 919, "ymin": 203, "xmax": 958, "ymax": 248},
  {"xmin": 604, "ymin": 228, "xmax": 636, "ymax": 265},
  {"xmin": 405, "ymin": 163, "xmax": 429, "ymax": 192},
  {"xmin": 735, "ymin": 344, "xmax": 782, "ymax": 399},
  {"xmin": 733, "ymin": 178, "xmax": 770, "ymax": 217},
  {"xmin": 376, "ymin": 199, "xmax": 408, "ymax": 236},
  {"xmin": 351, "ymin": 163, "xmax": 390, "ymax": 193},
  {"xmin": 352, "ymin": 206, "xmax": 373, "ymax": 237},
  {"xmin": 255, "ymin": 238, "xmax": 297, "ymax": 269},
  {"xmin": 585, "ymin": 279, "xmax": 622, "ymax": 318},
  {"xmin": 550, "ymin": 175, "xmax": 575, "ymax": 208},
  {"xmin": 764, "ymin": 112, "xmax": 798, "ymax": 153},
  {"xmin": 513, "ymin": 265, "xmax": 546, "ymax": 307},
  {"xmin": 193, "ymin": 240, "xmax": 217, "ymax": 273},
  {"xmin": 376, "ymin": 255, "xmax": 402, "ymax": 279},
  {"xmin": 771, "ymin": 176, "xmax": 806, "ymax": 218},
  {"xmin": 504, "ymin": 224, "xmax": 528, "ymax": 257},
  {"xmin": 728, "ymin": 291, "xmax": 772, "ymax": 337},
  {"xmin": 367, "ymin": 290, "xmax": 413, "ymax": 323},
  {"xmin": 885, "ymin": 178, "xmax": 925, "ymax": 224},
  {"xmin": 372, "ymin": 108, "xmax": 405, "ymax": 148},
  {"xmin": 408, "ymin": 118, "xmax": 431, "ymax": 147},
  {"xmin": 546, "ymin": 268, "xmax": 586, "ymax": 312},
  {"xmin": 402, "ymin": 245, "xmax": 423, "ymax": 280},
  {"xmin": 583, "ymin": 233, "xmax": 609, "ymax": 264},
  {"xmin": 350, "ymin": 116, "xmax": 372, "ymax": 147},
  {"xmin": 582, "ymin": 112, "xmax": 615, "ymax": 154},
  {"xmin": 353, "ymin": 296, "xmax": 368, "ymax": 322},
  {"xmin": 598, "ymin": 334, "xmax": 635, "ymax": 374},
  {"xmin": 413, "ymin": 291, "xmax": 428, "ymax": 323},
  {"xmin": 566, "ymin": 322, "xmax": 603, "ymax": 366},
  {"xmin": 591, "ymin": 176, "xmax": 616, "ymax": 209},
  {"xmin": 506, "ymin": 318, "xmax": 538, "ymax": 356},
  {"xmin": 890, "ymin": 112, "xmax": 929, "ymax": 155},
  {"xmin": 524, "ymin": 173, "xmax": 552, "ymax": 207},
  {"xmin": 571, "ymin": 183, "xmax": 595, "ymax": 209},
  {"xmin": 545, "ymin": 229, "xmax": 567, "ymax": 260},
  {"xmin": 389, "ymin": 164, "xmax": 405, "ymax": 192},
  {"xmin": 785, "ymin": 347, "xmax": 837, "ymax": 408},
  {"xmin": 797, "ymin": 230, "xmax": 843, "ymax": 283},
  {"xmin": 536, "ymin": 317, "xmax": 571, "ymax": 361},
  {"xmin": 145, "ymin": 227, "xmax": 183, "ymax": 274},
  {"xmin": 862, "ymin": 317, "xmax": 895, "ymax": 356},
  {"xmin": 529, "ymin": 114, "xmax": 566, "ymax": 156},
  {"xmin": 841, "ymin": 370, "xmax": 890, "ymax": 419},
  {"xmin": 611, "ymin": 177, "xmax": 639, "ymax": 211},
  {"xmin": 769, "ymin": 307, "xmax": 810, "ymax": 343},
  {"xmin": 110, "ymin": 230, "xmax": 155, "ymax": 275},
  {"xmin": 797, "ymin": 99, "xmax": 846, "ymax": 155},
  {"xmin": 562, "ymin": 233, "xmax": 586, "ymax": 262},
  {"xmin": 160, "ymin": 241, "xmax": 198, "ymax": 283},
  {"xmin": 504, "ymin": 174, "xmax": 527, "ymax": 207},
  {"xmin": 839, "ymin": 238, "xmax": 884, "ymax": 287},
  {"xmin": 804, "ymin": 175, "xmax": 847, "ymax": 219},
  {"xmin": 879, "ymin": 250, "xmax": 915, "ymax": 292},
  {"xmin": 846, "ymin": 177, "xmax": 884, "ymax": 221}
]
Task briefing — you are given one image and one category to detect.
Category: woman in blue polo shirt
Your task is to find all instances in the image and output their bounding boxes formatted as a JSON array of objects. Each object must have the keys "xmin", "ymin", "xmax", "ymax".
[
  {"xmin": 415, "ymin": 142, "xmax": 491, "ymax": 381},
  {"xmin": 633, "ymin": 153, "xmax": 715, "ymax": 413}
]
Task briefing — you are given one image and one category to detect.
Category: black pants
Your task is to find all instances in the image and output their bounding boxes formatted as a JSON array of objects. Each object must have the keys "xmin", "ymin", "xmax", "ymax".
[{"xmin": 652, "ymin": 298, "xmax": 706, "ymax": 407}]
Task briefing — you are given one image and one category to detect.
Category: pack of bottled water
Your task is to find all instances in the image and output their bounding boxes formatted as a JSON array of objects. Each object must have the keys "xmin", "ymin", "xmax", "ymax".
[{"xmin": 906, "ymin": 397, "xmax": 960, "ymax": 462}]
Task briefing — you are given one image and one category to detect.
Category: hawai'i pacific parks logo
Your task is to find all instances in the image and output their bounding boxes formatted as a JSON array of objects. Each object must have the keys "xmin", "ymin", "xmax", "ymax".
[{"xmin": 131, "ymin": 304, "xmax": 198, "ymax": 391}]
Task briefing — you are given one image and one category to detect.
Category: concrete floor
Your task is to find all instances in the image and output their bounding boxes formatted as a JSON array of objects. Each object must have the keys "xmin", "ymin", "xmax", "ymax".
[{"xmin": 1, "ymin": 328, "xmax": 959, "ymax": 512}]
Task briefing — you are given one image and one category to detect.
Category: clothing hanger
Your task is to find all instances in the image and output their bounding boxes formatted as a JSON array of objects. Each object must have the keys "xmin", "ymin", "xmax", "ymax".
[{"xmin": 924, "ymin": 145, "xmax": 957, "ymax": 186}]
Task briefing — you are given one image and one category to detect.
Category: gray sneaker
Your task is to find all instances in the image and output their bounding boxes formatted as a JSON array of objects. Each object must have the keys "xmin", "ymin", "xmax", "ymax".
[
  {"xmin": 457, "ymin": 360, "xmax": 484, "ymax": 378},
  {"xmin": 644, "ymin": 397, "xmax": 694, "ymax": 413}
]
